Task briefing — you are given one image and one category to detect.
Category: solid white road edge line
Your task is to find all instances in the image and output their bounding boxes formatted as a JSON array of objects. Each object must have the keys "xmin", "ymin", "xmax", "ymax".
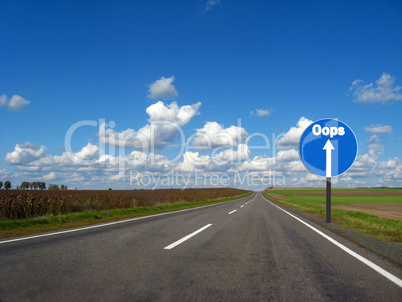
[
  {"xmin": 164, "ymin": 224, "xmax": 212, "ymax": 250},
  {"xmin": 0, "ymin": 193, "xmax": 256, "ymax": 245},
  {"xmin": 261, "ymin": 192, "xmax": 402, "ymax": 288},
  {"xmin": 228, "ymin": 210, "xmax": 237, "ymax": 215}
]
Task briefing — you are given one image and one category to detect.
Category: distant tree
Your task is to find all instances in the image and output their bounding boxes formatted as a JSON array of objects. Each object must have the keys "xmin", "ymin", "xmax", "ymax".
[
  {"xmin": 108, "ymin": 188, "xmax": 112, "ymax": 190},
  {"xmin": 20, "ymin": 181, "xmax": 30, "ymax": 190},
  {"xmin": 0, "ymin": 181, "xmax": 3, "ymax": 189},
  {"xmin": 31, "ymin": 181, "xmax": 44, "ymax": 190},
  {"xmin": 4, "ymin": 181, "xmax": 11, "ymax": 190},
  {"xmin": 60, "ymin": 184, "xmax": 65, "ymax": 190},
  {"xmin": 48, "ymin": 184, "xmax": 60, "ymax": 190}
]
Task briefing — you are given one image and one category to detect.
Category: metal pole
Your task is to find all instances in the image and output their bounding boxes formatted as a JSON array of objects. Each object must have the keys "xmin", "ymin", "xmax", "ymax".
[{"xmin": 326, "ymin": 177, "xmax": 331, "ymax": 223}]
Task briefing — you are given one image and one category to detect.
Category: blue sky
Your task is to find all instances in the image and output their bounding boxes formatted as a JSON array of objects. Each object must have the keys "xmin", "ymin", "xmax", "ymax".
[{"xmin": 1, "ymin": 0, "xmax": 401, "ymax": 189}]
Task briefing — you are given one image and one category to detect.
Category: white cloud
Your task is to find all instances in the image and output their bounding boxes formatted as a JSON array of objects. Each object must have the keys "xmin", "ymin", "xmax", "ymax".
[
  {"xmin": 367, "ymin": 135, "xmax": 384, "ymax": 158},
  {"xmin": 205, "ymin": 0, "xmax": 221, "ymax": 11},
  {"xmin": 0, "ymin": 94, "xmax": 30, "ymax": 111},
  {"xmin": 42, "ymin": 172, "xmax": 58, "ymax": 180},
  {"xmin": 368, "ymin": 144, "xmax": 383, "ymax": 158},
  {"xmin": 4, "ymin": 114, "xmax": 402, "ymax": 189},
  {"xmin": 175, "ymin": 152, "xmax": 211, "ymax": 172},
  {"xmin": 377, "ymin": 157, "xmax": 399, "ymax": 170},
  {"xmin": 364, "ymin": 124, "xmax": 393, "ymax": 134},
  {"xmin": 276, "ymin": 149, "xmax": 299, "ymax": 162},
  {"xmin": 368, "ymin": 134, "xmax": 380, "ymax": 144},
  {"xmin": 146, "ymin": 100, "xmax": 200, "ymax": 126},
  {"xmin": 5, "ymin": 142, "xmax": 101, "ymax": 168},
  {"xmin": 284, "ymin": 160, "xmax": 305, "ymax": 173},
  {"xmin": 5, "ymin": 142, "xmax": 46, "ymax": 165},
  {"xmin": 0, "ymin": 168, "xmax": 13, "ymax": 180},
  {"xmin": 4, "ymin": 140, "xmax": 175, "ymax": 188},
  {"xmin": 192, "ymin": 121, "xmax": 248, "ymax": 149},
  {"xmin": 73, "ymin": 143, "xmax": 99, "ymax": 161},
  {"xmin": 237, "ymin": 155, "xmax": 276, "ymax": 171},
  {"xmin": 175, "ymin": 144, "xmax": 251, "ymax": 172},
  {"xmin": 213, "ymin": 143, "xmax": 251, "ymax": 163},
  {"xmin": 306, "ymin": 173, "xmax": 322, "ymax": 181},
  {"xmin": 350, "ymin": 73, "xmax": 402, "ymax": 103},
  {"xmin": 277, "ymin": 116, "xmax": 313, "ymax": 150},
  {"xmin": 147, "ymin": 76, "xmax": 178, "ymax": 99},
  {"xmin": 100, "ymin": 101, "xmax": 201, "ymax": 150},
  {"xmin": 346, "ymin": 153, "xmax": 377, "ymax": 177},
  {"xmin": 250, "ymin": 108, "xmax": 270, "ymax": 117},
  {"xmin": 380, "ymin": 159, "xmax": 402, "ymax": 185},
  {"xmin": 0, "ymin": 95, "xmax": 7, "ymax": 106},
  {"xmin": 28, "ymin": 152, "xmax": 73, "ymax": 167},
  {"xmin": 343, "ymin": 154, "xmax": 402, "ymax": 187},
  {"xmin": 343, "ymin": 152, "xmax": 399, "ymax": 180}
]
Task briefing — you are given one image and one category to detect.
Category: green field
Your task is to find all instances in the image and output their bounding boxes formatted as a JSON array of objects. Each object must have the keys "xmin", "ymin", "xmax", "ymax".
[
  {"xmin": 284, "ymin": 195, "xmax": 401, "ymax": 205},
  {"xmin": 264, "ymin": 188, "xmax": 402, "ymax": 242},
  {"xmin": 269, "ymin": 188, "xmax": 402, "ymax": 194}
]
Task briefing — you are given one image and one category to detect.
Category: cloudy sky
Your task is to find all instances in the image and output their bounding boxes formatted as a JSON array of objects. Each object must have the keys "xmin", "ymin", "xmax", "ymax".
[{"xmin": 1, "ymin": 0, "xmax": 401, "ymax": 190}]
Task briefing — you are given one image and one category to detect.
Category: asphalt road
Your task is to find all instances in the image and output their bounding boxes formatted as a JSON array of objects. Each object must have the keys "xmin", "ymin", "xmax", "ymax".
[{"xmin": 0, "ymin": 192, "xmax": 401, "ymax": 301}]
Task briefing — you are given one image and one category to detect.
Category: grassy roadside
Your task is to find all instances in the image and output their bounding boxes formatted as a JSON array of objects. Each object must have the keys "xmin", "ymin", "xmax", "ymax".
[
  {"xmin": 262, "ymin": 191, "xmax": 402, "ymax": 242},
  {"xmin": 269, "ymin": 188, "xmax": 402, "ymax": 194},
  {"xmin": 0, "ymin": 192, "xmax": 253, "ymax": 239},
  {"xmin": 284, "ymin": 195, "xmax": 401, "ymax": 205}
]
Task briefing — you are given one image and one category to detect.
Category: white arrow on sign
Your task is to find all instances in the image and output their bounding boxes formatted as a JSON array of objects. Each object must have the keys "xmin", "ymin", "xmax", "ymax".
[{"xmin": 323, "ymin": 139, "xmax": 334, "ymax": 178}]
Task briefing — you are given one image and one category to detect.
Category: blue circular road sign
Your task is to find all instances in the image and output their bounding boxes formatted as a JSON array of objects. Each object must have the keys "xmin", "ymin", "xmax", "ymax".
[{"xmin": 299, "ymin": 118, "xmax": 358, "ymax": 178}]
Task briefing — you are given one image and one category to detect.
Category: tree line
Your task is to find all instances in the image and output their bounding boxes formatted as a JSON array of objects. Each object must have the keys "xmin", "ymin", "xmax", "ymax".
[
  {"xmin": 18, "ymin": 181, "xmax": 47, "ymax": 190},
  {"xmin": 48, "ymin": 184, "xmax": 68, "ymax": 190},
  {"xmin": 0, "ymin": 181, "xmax": 68, "ymax": 190},
  {"xmin": 0, "ymin": 181, "xmax": 11, "ymax": 190}
]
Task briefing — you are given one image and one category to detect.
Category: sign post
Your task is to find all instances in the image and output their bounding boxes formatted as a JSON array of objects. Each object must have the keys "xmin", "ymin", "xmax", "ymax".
[
  {"xmin": 326, "ymin": 177, "xmax": 331, "ymax": 223},
  {"xmin": 299, "ymin": 119, "xmax": 357, "ymax": 223},
  {"xmin": 323, "ymin": 139, "xmax": 334, "ymax": 223}
]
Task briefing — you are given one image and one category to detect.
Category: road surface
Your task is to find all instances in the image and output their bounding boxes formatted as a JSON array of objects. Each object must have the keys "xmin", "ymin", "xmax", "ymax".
[{"xmin": 0, "ymin": 192, "xmax": 401, "ymax": 301}]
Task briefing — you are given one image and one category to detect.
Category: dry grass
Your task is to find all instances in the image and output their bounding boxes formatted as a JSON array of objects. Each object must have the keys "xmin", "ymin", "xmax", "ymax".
[{"xmin": 0, "ymin": 188, "xmax": 249, "ymax": 220}]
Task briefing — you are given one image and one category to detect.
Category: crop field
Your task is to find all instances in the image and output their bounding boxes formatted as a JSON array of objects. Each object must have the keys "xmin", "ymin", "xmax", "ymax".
[
  {"xmin": 268, "ymin": 187, "xmax": 402, "ymax": 219},
  {"xmin": 264, "ymin": 187, "xmax": 402, "ymax": 241},
  {"xmin": 0, "ymin": 188, "xmax": 249, "ymax": 220}
]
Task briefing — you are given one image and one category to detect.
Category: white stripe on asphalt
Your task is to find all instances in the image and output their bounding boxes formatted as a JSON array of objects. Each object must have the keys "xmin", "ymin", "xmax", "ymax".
[
  {"xmin": 164, "ymin": 224, "xmax": 212, "ymax": 250},
  {"xmin": 241, "ymin": 205, "xmax": 244, "ymax": 208},
  {"xmin": 228, "ymin": 210, "xmax": 237, "ymax": 215},
  {"xmin": 0, "ymin": 193, "xmax": 256, "ymax": 245},
  {"xmin": 261, "ymin": 193, "xmax": 402, "ymax": 288}
]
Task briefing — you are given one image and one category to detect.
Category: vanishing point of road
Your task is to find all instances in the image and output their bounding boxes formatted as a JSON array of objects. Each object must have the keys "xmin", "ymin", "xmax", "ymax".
[{"xmin": 0, "ymin": 192, "xmax": 401, "ymax": 301}]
